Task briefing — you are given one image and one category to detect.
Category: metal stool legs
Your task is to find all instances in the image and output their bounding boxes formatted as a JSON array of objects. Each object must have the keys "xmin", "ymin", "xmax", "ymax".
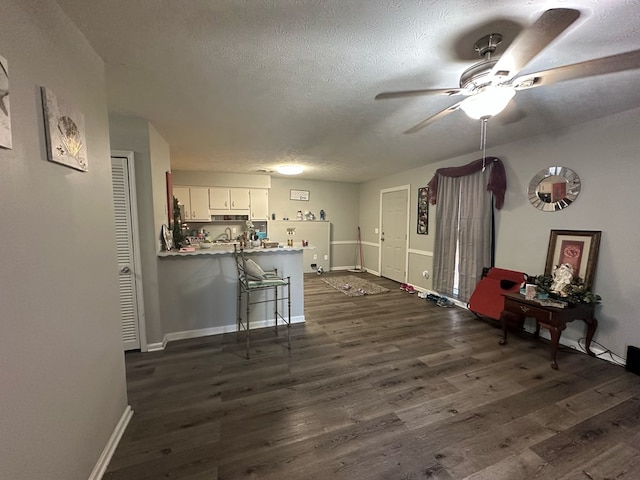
[{"xmin": 236, "ymin": 275, "xmax": 291, "ymax": 359}]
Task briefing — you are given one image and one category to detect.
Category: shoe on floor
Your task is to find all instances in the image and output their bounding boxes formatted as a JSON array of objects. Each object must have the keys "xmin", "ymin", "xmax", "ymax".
[
  {"xmin": 405, "ymin": 285, "xmax": 416, "ymax": 294},
  {"xmin": 436, "ymin": 297, "xmax": 454, "ymax": 307},
  {"xmin": 400, "ymin": 283, "xmax": 408, "ymax": 291}
]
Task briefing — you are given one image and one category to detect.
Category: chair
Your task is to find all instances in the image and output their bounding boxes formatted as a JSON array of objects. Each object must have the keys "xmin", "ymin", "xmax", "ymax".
[
  {"xmin": 233, "ymin": 245, "xmax": 291, "ymax": 359},
  {"xmin": 467, "ymin": 267, "xmax": 528, "ymax": 322}
]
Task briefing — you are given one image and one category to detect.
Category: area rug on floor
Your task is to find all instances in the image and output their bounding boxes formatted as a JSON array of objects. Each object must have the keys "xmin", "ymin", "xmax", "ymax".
[{"xmin": 322, "ymin": 275, "xmax": 390, "ymax": 297}]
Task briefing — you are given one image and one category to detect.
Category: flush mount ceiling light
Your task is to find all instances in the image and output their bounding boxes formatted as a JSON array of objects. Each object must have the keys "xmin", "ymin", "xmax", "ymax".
[
  {"xmin": 276, "ymin": 164, "xmax": 304, "ymax": 175},
  {"xmin": 459, "ymin": 86, "xmax": 516, "ymax": 119}
]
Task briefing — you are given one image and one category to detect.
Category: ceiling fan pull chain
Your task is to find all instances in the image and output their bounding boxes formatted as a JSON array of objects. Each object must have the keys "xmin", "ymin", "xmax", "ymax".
[{"xmin": 481, "ymin": 117, "xmax": 488, "ymax": 171}]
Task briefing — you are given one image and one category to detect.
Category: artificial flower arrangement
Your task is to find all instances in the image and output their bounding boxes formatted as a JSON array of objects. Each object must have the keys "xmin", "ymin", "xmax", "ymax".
[{"xmin": 533, "ymin": 264, "xmax": 601, "ymax": 305}]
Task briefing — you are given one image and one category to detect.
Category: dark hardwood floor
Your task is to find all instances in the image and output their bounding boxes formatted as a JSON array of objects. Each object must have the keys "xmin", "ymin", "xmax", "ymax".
[{"xmin": 105, "ymin": 272, "xmax": 640, "ymax": 479}]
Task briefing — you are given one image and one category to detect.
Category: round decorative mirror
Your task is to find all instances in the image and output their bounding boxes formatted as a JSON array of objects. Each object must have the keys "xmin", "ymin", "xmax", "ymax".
[{"xmin": 528, "ymin": 166, "xmax": 581, "ymax": 212}]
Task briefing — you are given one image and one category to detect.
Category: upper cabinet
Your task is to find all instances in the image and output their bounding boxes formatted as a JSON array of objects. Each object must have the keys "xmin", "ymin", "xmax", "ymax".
[
  {"xmin": 230, "ymin": 188, "xmax": 250, "ymax": 210},
  {"xmin": 210, "ymin": 187, "xmax": 250, "ymax": 212},
  {"xmin": 175, "ymin": 185, "xmax": 269, "ymax": 220},
  {"xmin": 173, "ymin": 186, "xmax": 211, "ymax": 221},
  {"xmin": 250, "ymin": 189, "xmax": 269, "ymax": 220},
  {"xmin": 209, "ymin": 187, "xmax": 229, "ymax": 210}
]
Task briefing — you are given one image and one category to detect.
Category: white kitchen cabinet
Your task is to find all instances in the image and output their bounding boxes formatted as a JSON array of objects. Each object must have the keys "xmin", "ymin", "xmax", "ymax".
[
  {"xmin": 209, "ymin": 187, "xmax": 229, "ymax": 209},
  {"xmin": 173, "ymin": 186, "xmax": 211, "ymax": 221},
  {"xmin": 250, "ymin": 189, "xmax": 269, "ymax": 220},
  {"xmin": 190, "ymin": 188, "xmax": 210, "ymax": 220},
  {"xmin": 209, "ymin": 187, "xmax": 250, "ymax": 211},
  {"xmin": 229, "ymin": 188, "xmax": 250, "ymax": 210}
]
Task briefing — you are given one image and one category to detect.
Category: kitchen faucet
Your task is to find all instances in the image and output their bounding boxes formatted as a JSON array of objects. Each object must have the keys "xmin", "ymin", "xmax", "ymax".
[{"xmin": 224, "ymin": 227, "xmax": 233, "ymax": 242}]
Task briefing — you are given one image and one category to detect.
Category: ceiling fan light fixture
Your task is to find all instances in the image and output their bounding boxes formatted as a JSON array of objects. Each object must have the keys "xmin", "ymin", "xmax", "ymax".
[
  {"xmin": 459, "ymin": 86, "xmax": 516, "ymax": 119},
  {"xmin": 276, "ymin": 164, "xmax": 304, "ymax": 175}
]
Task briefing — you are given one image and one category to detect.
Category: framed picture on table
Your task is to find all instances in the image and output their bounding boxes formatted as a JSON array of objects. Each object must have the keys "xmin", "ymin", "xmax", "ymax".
[{"xmin": 544, "ymin": 230, "xmax": 601, "ymax": 290}]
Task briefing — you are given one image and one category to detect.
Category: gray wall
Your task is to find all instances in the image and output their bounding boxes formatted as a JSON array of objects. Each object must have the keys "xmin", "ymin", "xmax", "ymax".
[
  {"xmin": 358, "ymin": 107, "xmax": 640, "ymax": 361},
  {"xmin": 0, "ymin": 2, "xmax": 127, "ymax": 479},
  {"xmin": 270, "ymin": 177, "xmax": 360, "ymax": 269},
  {"xmin": 109, "ymin": 114, "xmax": 172, "ymax": 346}
]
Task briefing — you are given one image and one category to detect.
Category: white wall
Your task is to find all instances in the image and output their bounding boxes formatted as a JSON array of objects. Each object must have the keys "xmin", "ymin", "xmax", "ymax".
[
  {"xmin": 0, "ymin": 2, "xmax": 128, "ymax": 478},
  {"xmin": 359, "ymin": 107, "xmax": 640, "ymax": 361}
]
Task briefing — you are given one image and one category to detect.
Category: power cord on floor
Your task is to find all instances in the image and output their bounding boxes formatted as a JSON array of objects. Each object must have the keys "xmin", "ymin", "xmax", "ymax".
[
  {"xmin": 521, "ymin": 331, "xmax": 626, "ymax": 366},
  {"xmin": 577, "ymin": 337, "xmax": 626, "ymax": 367}
]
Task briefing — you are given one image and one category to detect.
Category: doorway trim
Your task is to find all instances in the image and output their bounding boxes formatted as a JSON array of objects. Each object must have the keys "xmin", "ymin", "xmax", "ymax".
[
  {"xmin": 111, "ymin": 149, "xmax": 147, "ymax": 352},
  {"xmin": 378, "ymin": 184, "xmax": 410, "ymax": 283}
]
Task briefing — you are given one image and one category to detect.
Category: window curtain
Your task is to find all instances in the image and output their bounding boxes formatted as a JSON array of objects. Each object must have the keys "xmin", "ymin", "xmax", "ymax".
[{"xmin": 429, "ymin": 157, "xmax": 506, "ymax": 302}]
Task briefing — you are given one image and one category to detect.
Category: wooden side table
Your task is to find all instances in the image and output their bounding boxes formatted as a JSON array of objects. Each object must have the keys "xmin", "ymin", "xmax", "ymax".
[{"xmin": 499, "ymin": 292, "xmax": 598, "ymax": 370}]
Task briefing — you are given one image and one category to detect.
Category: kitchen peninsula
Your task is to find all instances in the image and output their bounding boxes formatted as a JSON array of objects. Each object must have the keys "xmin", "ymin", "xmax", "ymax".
[{"xmin": 157, "ymin": 246, "xmax": 306, "ymax": 345}]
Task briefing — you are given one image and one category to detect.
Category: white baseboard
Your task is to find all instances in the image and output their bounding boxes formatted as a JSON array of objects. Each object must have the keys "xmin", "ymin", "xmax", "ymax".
[
  {"xmin": 154, "ymin": 315, "xmax": 306, "ymax": 349},
  {"xmin": 146, "ymin": 337, "xmax": 167, "ymax": 352},
  {"xmin": 521, "ymin": 323, "xmax": 610, "ymax": 358},
  {"xmin": 89, "ymin": 405, "xmax": 133, "ymax": 480},
  {"xmin": 327, "ymin": 266, "xmax": 380, "ymax": 276}
]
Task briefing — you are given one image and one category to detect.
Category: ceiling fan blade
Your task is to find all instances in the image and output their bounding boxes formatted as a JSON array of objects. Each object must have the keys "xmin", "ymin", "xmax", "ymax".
[
  {"xmin": 512, "ymin": 49, "xmax": 640, "ymax": 90},
  {"xmin": 375, "ymin": 88, "xmax": 462, "ymax": 100},
  {"xmin": 491, "ymin": 8, "xmax": 581, "ymax": 82},
  {"xmin": 403, "ymin": 101, "xmax": 463, "ymax": 134}
]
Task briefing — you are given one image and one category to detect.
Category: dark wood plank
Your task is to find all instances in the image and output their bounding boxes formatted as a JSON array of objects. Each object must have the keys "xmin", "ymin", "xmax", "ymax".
[{"xmin": 104, "ymin": 272, "xmax": 638, "ymax": 479}]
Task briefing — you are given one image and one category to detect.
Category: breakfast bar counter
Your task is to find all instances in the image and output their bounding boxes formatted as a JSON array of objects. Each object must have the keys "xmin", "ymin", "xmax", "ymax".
[{"xmin": 157, "ymin": 246, "xmax": 306, "ymax": 343}]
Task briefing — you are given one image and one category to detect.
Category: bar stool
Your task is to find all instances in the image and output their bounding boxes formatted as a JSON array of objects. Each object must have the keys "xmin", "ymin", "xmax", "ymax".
[{"xmin": 233, "ymin": 245, "xmax": 291, "ymax": 359}]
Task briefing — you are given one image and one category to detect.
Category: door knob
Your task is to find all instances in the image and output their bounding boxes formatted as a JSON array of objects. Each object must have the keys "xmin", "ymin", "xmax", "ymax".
[{"xmin": 120, "ymin": 266, "xmax": 131, "ymax": 274}]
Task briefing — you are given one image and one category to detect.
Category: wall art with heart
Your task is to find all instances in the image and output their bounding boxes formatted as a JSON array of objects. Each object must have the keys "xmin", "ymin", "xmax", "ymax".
[{"xmin": 41, "ymin": 87, "xmax": 87, "ymax": 172}]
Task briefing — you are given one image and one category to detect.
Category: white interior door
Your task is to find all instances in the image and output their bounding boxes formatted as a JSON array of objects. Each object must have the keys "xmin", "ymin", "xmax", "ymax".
[
  {"xmin": 111, "ymin": 153, "xmax": 145, "ymax": 351},
  {"xmin": 380, "ymin": 188, "xmax": 409, "ymax": 283}
]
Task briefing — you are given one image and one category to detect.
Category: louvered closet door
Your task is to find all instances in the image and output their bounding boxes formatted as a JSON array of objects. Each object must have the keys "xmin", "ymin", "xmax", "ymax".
[{"xmin": 111, "ymin": 156, "xmax": 140, "ymax": 350}]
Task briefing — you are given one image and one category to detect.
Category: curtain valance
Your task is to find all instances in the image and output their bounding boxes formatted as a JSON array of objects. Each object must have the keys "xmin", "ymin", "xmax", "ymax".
[{"xmin": 426, "ymin": 157, "xmax": 506, "ymax": 209}]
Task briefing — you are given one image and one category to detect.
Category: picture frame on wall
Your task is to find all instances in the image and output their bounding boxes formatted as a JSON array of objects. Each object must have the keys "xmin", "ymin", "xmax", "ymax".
[
  {"xmin": 544, "ymin": 229, "xmax": 601, "ymax": 290},
  {"xmin": 290, "ymin": 189, "xmax": 310, "ymax": 201},
  {"xmin": 417, "ymin": 187, "xmax": 429, "ymax": 235},
  {"xmin": 41, "ymin": 87, "xmax": 88, "ymax": 172},
  {"xmin": 0, "ymin": 53, "xmax": 12, "ymax": 149}
]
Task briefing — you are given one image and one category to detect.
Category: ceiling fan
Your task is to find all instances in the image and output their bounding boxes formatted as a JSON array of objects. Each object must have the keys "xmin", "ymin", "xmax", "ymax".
[{"xmin": 375, "ymin": 8, "xmax": 640, "ymax": 134}]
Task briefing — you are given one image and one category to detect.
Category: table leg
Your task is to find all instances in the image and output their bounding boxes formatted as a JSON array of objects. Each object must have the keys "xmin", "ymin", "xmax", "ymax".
[
  {"xmin": 499, "ymin": 311, "xmax": 509, "ymax": 345},
  {"xmin": 583, "ymin": 316, "xmax": 598, "ymax": 357},
  {"xmin": 499, "ymin": 311, "xmax": 522, "ymax": 346},
  {"xmin": 548, "ymin": 325, "xmax": 565, "ymax": 370}
]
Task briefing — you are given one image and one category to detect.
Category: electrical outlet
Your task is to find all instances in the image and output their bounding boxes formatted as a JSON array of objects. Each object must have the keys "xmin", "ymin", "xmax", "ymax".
[
  {"xmin": 313, "ymin": 254, "xmax": 318, "ymax": 259},
  {"xmin": 232, "ymin": 227, "xmax": 236, "ymax": 234},
  {"xmin": 324, "ymin": 254, "xmax": 328, "ymax": 260},
  {"xmin": 374, "ymin": 227, "xmax": 379, "ymax": 234}
]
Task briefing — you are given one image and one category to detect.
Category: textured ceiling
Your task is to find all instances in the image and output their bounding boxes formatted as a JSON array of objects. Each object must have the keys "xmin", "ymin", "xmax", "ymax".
[{"xmin": 56, "ymin": 0, "xmax": 640, "ymax": 183}]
